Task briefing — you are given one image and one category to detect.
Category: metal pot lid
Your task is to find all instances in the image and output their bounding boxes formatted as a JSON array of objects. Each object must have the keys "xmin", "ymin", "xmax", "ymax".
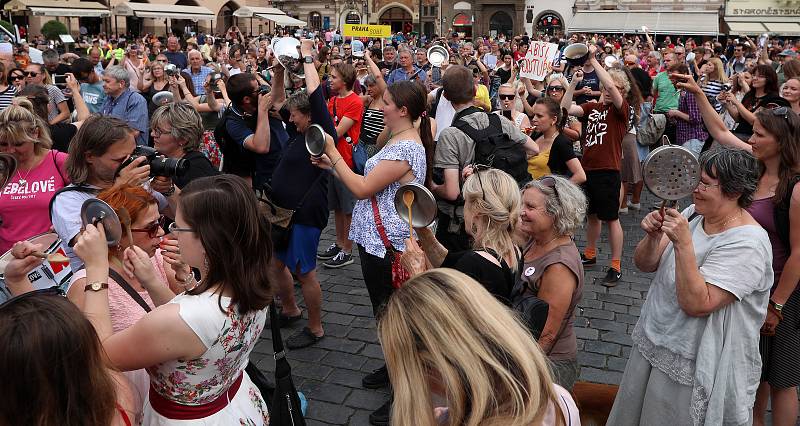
[
  {"xmin": 0, "ymin": 153, "xmax": 17, "ymax": 191},
  {"xmin": 393, "ymin": 182, "xmax": 437, "ymax": 229},
  {"xmin": 563, "ymin": 43, "xmax": 589, "ymax": 60},
  {"xmin": 152, "ymin": 91, "xmax": 174, "ymax": 106},
  {"xmin": 642, "ymin": 144, "xmax": 700, "ymax": 201},
  {"xmin": 80, "ymin": 199, "xmax": 123, "ymax": 247},
  {"xmin": 305, "ymin": 124, "xmax": 326, "ymax": 157}
]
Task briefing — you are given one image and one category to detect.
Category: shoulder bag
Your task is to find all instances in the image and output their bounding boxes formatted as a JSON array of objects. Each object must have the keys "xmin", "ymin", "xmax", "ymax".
[
  {"xmin": 265, "ymin": 300, "xmax": 307, "ymax": 426},
  {"xmin": 371, "ymin": 196, "xmax": 410, "ymax": 289},
  {"xmin": 256, "ymin": 173, "xmax": 326, "ymax": 251}
]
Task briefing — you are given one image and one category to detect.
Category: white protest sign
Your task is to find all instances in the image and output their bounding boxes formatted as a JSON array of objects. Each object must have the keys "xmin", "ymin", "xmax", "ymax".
[
  {"xmin": 28, "ymin": 47, "xmax": 43, "ymax": 64},
  {"xmin": 519, "ymin": 41, "xmax": 559, "ymax": 81}
]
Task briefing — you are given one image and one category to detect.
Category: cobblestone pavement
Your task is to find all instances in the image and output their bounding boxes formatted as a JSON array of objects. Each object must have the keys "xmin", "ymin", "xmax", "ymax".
[{"xmin": 245, "ymin": 190, "xmax": 757, "ymax": 425}]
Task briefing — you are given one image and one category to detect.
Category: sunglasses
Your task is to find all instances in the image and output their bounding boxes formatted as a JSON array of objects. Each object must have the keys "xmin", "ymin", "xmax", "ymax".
[
  {"xmin": 0, "ymin": 286, "xmax": 65, "ymax": 310},
  {"xmin": 769, "ymin": 105, "xmax": 791, "ymax": 120},
  {"xmin": 168, "ymin": 221, "xmax": 193, "ymax": 234},
  {"xmin": 23, "ymin": 71, "xmax": 38, "ymax": 77},
  {"xmin": 539, "ymin": 175, "xmax": 561, "ymax": 201},
  {"xmin": 130, "ymin": 215, "xmax": 166, "ymax": 238},
  {"xmin": 8, "ymin": 74, "xmax": 23, "ymax": 81},
  {"xmin": 547, "ymin": 86, "xmax": 565, "ymax": 92},
  {"xmin": 471, "ymin": 163, "xmax": 492, "ymax": 200},
  {"xmin": 499, "ymin": 94, "xmax": 515, "ymax": 100}
]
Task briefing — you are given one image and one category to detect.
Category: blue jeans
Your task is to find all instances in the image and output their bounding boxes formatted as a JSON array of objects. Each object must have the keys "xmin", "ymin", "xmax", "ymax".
[{"xmin": 683, "ymin": 139, "xmax": 704, "ymax": 157}]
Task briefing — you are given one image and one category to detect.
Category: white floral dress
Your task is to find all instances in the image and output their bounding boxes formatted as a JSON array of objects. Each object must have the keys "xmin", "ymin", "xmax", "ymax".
[{"xmin": 143, "ymin": 292, "xmax": 269, "ymax": 425}]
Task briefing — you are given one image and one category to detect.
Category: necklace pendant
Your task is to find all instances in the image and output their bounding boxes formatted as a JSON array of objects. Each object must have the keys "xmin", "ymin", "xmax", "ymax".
[{"xmin": 18, "ymin": 179, "xmax": 26, "ymax": 186}]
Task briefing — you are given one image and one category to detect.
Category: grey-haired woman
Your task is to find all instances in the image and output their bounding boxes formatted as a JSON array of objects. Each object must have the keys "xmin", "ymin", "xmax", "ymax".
[
  {"xmin": 517, "ymin": 175, "xmax": 587, "ymax": 391},
  {"xmin": 608, "ymin": 148, "xmax": 773, "ymax": 425}
]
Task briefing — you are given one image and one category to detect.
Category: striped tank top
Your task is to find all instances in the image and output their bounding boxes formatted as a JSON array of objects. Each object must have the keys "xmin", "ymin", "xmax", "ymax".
[{"xmin": 360, "ymin": 107, "xmax": 385, "ymax": 146}]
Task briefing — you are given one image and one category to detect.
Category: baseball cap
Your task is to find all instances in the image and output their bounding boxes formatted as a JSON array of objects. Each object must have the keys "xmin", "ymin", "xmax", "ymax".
[{"xmin": 778, "ymin": 49, "xmax": 798, "ymax": 57}]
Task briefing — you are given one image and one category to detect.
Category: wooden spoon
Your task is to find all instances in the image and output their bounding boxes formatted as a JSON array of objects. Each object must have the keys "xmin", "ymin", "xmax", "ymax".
[
  {"xmin": 402, "ymin": 190, "xmax": 415, "ymax": 236},
  {"xmin": 30, "ymin": 251, "xmax": 69, "ymax": 263}
]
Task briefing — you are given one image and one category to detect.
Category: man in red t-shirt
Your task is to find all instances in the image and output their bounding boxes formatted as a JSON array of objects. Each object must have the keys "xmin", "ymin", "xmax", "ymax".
[
  {"xmin": 318, "ymin": 62, "xmax": 363, "ymax": 268},
  {"xmin": 561, "ymin": 44, "xmax": 630, "ymax": 286}
]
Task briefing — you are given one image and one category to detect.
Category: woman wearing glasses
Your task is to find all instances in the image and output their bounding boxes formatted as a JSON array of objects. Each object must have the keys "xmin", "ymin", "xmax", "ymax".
[
  {"xmin": 401, "ymin": 168, "xmax": 522, "ymax": 303},
  {"xmin": 543, "ymin": 76, "xmax": 582, "ymax": 144},
  {"xmin": 527, "ymin": 97, "xmax": 585, "ymax": 184},
  {"xmin": 67, "ymin": 185, "xmax": 185, "ymax": 420},
  {"xmin": 137, "ymin": 61, "xmax": 172, "ymax": 114},
  {"xmin": 677, "ymin": 73, "xmax": 800, "ymax": 426},
  {"xmin": 609, "ymin": 148, "xmax": 772, "ymax": 425},
  {"xmin": 7, "ymin": 68, "xmax": 25, "ymax": 93},
  {"xmin": 516, "ymin": 175, "xmax": 586, "ymax": 391},
  {"xmin": 73, "ymin": 175, "xmax": 271, "ymax": 425},
  {"xmin": 496, "ymin": 83, "xmax": 531, "ymax": 131}
]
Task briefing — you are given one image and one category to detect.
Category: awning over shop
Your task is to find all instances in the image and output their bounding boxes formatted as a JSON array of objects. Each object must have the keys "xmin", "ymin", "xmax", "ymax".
[
  {"xmin": 4, "ymin": 0, "xmax": 110, "ymax": 17},
  {"xmin": 113, "ymin": 2, "xmax": 214, "ymax": 21},
  {"xmin": 724, "ymin": 17, "xmax": 800, "ymax": 36},
  {"xmin": 233, "ymin": 6, "xmax": 286, "ymax": 18},
  {"xmin": 256, "ymin": 13, "xmax": 306, "ymax": 27},
  {"xmin": 567, "ymin": 11, "xmax": 719, "ymax": 36}
]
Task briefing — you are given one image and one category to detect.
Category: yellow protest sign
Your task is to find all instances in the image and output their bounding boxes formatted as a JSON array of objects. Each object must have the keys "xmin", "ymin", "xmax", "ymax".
[{"xmin": 343, "ymin": 24, "xmax": 391, "ymax": 38}]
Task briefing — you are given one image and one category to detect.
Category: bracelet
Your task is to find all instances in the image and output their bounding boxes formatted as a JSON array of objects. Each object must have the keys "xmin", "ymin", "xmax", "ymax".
[{"xmin": 331, "ymin": 157, "xmax": 342, "ymax": 169}]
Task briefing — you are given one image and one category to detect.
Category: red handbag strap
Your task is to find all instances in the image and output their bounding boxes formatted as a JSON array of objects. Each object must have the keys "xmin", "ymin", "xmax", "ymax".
[{"xmin": 370, "ymin": 196, "xmax": 393, "ymax": 251}]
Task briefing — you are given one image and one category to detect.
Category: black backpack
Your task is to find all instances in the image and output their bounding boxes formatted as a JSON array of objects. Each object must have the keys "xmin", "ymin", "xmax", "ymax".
[{"xmin": 452, "ymin": 106, "xmax": 532, "ymax": 185}]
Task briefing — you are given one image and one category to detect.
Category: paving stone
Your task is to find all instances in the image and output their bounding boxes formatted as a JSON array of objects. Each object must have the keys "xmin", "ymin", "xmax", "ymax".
[
  {"xmin": 328, "ymin": 368, "xmax": 369, "ymax": 388},
  {"xmin": 301, "ymin": 380, "xmax": 353, "ymax": 404},
  {"xmin": 288, "ymin": 346, "xmax": 329, "ymax": 363},
  {"xmin": 315, "ymin": 337, "xmax": 366, "ymax": 354},
  {"xmin": 306, "ymin": 400, "xmax": 355, "ymax": 424},
  {"xmin": 604, "ymin": 302, "xmax": 629, "ymax": 314},
  {"xmin": 574, "ymin": 326, "xmax": 599, "ymax": 340},
  {"xmin": 325, "ymin": 301, "xmax": 356, "ymax": 314},
  {"xmin": 361, "ymin": 343, "xmax": 385, "ymax": 359},
  {"xmin": 584, "ymin": 340, "xmax": 622, "ymax": 356},
  {"xmin": 348, "ymin": 328, "xmax": 379, "ymax": 343},
  {"xmin": 580, "ymin": 367, "xmax": 623, "ymax": 385},
  {"xmin": 601, "ymin": 331, "xmax": 633, "ymax": 346},
  {"xmin": 607, "ymin": 357, "xmax": 629, "ymax": 372},
  {"xmin": 348, "ymin": 305, "xmax": 374, "ymax": 317},
  {"xmin": 581, "ymin": 308, "xmax": 615, "ymax": 320},
  {"xmin": 578, "ymin": 351, "xmax": 607, "ymax": 368},
  {"xmin": 291, "ymin": 360, "xmax": 334, "ymax": 381},
  {"xmin": 345, "ymin": 389, "xmax": 389, "ymax": 410},
  {"xmin": 322, "ymin": 351, "xmax": 369, "ymax": 370},
  {"xmin": 350, "ymin": 317, "xmax": 377, "ymax": 329},
  {"xmin": 323, "ymin": 312, "xmax": 355, "ymax": 326},
  {"xmin": 588, "ymin": 318, "xmax": 629, "ymax": 333}
]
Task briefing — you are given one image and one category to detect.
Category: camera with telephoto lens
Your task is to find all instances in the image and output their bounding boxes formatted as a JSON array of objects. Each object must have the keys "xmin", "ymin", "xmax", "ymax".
[
  {"xmin": 164, "ymin": 63, "xmax": 179, "ymax": 77},
  {"xmin": 120, "ymin": 146, "xmax": 189, "ymax": 178},
  {"xmin": 258, "ymin": 84, "xmax": 271, "ymax": 95},
  {"xmin": 209, "ymin": 72, "xmax": 223, "ymax": 92}
]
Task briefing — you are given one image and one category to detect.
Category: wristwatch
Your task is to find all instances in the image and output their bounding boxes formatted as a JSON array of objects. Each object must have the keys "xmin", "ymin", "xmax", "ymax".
[
  {"xmin": 770, "ymin": 299, "xmax": 784, "ymax": 312},
  {"xmin": 84, "ymin": 281, "xmax": 108, "ymax": 292},
  {"xmin": 304, "ymin": 55, "xmax": 314, "ymax": 64}
]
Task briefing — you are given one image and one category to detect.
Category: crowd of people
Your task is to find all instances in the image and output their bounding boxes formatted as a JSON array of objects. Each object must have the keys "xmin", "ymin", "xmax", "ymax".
[{"xmin": 0, "ymin": 23, "xmax": 798, "ymax": 425}]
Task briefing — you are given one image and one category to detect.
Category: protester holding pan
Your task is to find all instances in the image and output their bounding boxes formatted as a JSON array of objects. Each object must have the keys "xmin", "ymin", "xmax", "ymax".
[
  {"xmin": 267, "ymin": 39, "xmax": 336, "ymax": 350},
  {"xmin": 608, "ymin": 148, "xmax": 773, "ymax": 425},
  {"xmin": 675, "ymin": 72, "xmax": 800, "ymax": 426},
  {"xmin": 399, "ymin": 168, "xmax": 521, "ymax": 304}
]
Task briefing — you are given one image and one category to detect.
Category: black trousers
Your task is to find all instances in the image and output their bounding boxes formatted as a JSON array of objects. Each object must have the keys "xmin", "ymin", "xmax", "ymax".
[{"xmin": 357, "ymin": 244, "xmax": 395, "ymax": 319}]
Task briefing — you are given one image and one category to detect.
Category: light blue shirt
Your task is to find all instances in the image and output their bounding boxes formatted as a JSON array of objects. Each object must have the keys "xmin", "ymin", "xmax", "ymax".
[
  {"xmin": 100, "ymin": 88, "xmax": 149, "ymax": 145},
  {"xmin": 386, "ymin": 65, "xmax": 426, "ymax": 85}
]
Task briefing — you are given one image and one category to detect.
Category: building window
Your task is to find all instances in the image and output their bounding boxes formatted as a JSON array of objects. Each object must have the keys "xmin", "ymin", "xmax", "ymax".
[
  {"xmin": 346, "ymin": 12, "xmax": 361, "ymax": 24},
  {"xmin": 309, "ymin": 11, "xmax": 322, "ymax": 30}
]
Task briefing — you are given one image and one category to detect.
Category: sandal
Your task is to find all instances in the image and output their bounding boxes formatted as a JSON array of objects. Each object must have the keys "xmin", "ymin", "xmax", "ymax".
[
  {"xmin": 266, "ymin": 311, "xmax": 302, "ymax": 329},
  {"xmin": 286, "ymin": 327, "xmax": 324, "ymax": 349}
]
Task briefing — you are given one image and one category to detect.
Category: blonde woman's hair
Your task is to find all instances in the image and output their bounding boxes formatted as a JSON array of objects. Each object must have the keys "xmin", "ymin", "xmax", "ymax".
[
  {"xmin": 0, "ymin": 104, "xmax": 53, "ymax": 155},
  {"xmin": 705, "ymin": 57, "xmax": 728, "ymax": 83},
  {"xmin": 461, "ymin": 168, "xmax": 520, "ymax": 270},
  {"xmin": 379, "ymin": 269, "xmax": 565, "ymax": 426}
]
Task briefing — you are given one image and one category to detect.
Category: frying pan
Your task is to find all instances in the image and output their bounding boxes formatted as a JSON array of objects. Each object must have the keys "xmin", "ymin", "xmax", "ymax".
[
  {"xmin": 641, "ymin": 135, "xmax": 700, "ymax": 213},
  {"xmin": 80, "ymin": 199, "xmax": 123, "ymax": 247}
]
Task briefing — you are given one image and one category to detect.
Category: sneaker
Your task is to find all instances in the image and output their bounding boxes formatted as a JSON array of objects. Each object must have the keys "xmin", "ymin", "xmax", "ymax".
[
  {"xmin": 581, "ymin": 253, "xmax": 597, "ymax": 267},
  {"xmin": 369, "ymin": 399, "xmax": 392, "ymax": 426},
  {"xmin": 602, "ymin": 267, "xmax": 622, "ymax": 286},
  {"xmin": 362, "ymin": 365, "xmax": 390, "ymax": 389},
  {"xmin": 627, "ymin": 201, "xmax": 641, "ymax": 210},
  {"xmin": 618, "ymin": 206, "xmax": 629, "ymax": 214},
  {"xmin": 323, "ymin": 251, "xmax": 354, "ymax": 268},
  {"xmin": 317, "ymin": 243, "xmax": 341, "ymax": 261}
]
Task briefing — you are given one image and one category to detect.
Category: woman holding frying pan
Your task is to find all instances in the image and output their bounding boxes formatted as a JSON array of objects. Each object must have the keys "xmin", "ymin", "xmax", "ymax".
[{"xmin": 677, "ymin": 73, "xmax": 800, "ymax": 426}]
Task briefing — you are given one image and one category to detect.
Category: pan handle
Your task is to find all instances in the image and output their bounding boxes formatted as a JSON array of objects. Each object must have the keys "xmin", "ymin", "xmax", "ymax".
[{"xmin": 661, "ymin": 134, "xmax": 672, "ymax": 146}]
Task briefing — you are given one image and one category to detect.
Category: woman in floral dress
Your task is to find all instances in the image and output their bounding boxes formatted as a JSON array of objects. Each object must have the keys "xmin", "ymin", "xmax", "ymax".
[{"xmin": 74, "ymin": 175, "xmax": 272, "ymax": 425}]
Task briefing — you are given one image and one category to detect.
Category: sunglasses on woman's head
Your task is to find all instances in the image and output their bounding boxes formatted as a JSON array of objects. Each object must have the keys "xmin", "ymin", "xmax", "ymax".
[
  {"xmin": 130, "ymin": 215, "xmax": 166, "ymax": 238},
  {"xmin": 539, "ymin": 175, "xmax": 561, "ymax": 201},
  {"xmin": 0, "ymin": 286, "xmax": 65, "ymax": 310}
]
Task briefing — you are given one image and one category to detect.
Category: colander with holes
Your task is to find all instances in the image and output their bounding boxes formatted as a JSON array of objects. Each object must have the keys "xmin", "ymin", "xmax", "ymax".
[{"xmin": 641, "ymin": 135, "xmax": 700, "ymax": 213}]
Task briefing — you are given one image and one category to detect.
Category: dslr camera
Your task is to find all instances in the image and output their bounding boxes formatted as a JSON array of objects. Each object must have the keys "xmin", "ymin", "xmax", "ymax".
[
  {"xmin": 120, "ymin": 146, "xmax": 189, "ymax": 178},
  {"xmin": 164, "ymin": 63, "xmax": 179, "ymax": 77}
]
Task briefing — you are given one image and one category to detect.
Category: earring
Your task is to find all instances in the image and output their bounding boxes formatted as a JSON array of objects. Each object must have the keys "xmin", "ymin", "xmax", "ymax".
[
  {"xmin": 203, "ymin": 255, "xmax": 210, "ymax": 274},
  {"xmin": 471, "ymin": 223, "xmax": 478, "ymax": 234}
]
